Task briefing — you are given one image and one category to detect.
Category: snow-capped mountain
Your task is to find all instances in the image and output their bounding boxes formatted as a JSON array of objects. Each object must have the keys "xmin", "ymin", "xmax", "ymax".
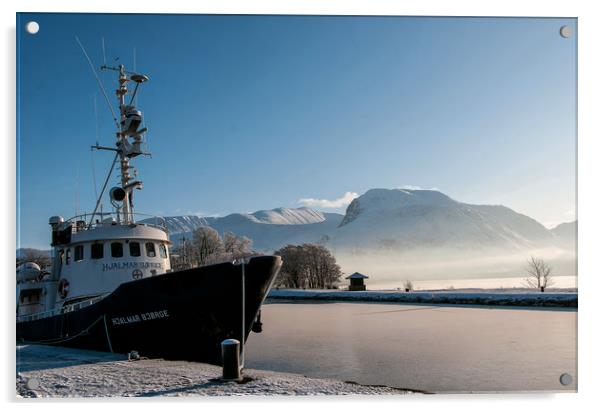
[
  {"xmin": 326, "ymin": 189, "xmax": 576, "ymax": 283},
  {"xmin": 22, "ymin": 189, "xmax": 575, "ymax": 284},
  {"xmin": 245, "ymin": 207, "xmax": 327, "ymax": 225},
  {"xmin": 156, "ymin": 215, "xmax": 209, "ymax": 234},
  {"xmin": 156, "ymin": 207, "xmax": 329, "ymax": 234},
  {"xmin": 333, "ymin": 189, "xmax": 557, "ymax": 252},
  {"xmin": 153, "ymin": 189, "xmax": 575, "ymax": 255},
  {"xmin": 154, "ymin": 208, "xmax": 343, "ymax": 251}
]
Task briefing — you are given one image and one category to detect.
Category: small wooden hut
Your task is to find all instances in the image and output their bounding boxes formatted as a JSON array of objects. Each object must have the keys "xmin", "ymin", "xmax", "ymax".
[{"xmin": 346, "ymin": 272, "xmax": 369, "ymax": 291}]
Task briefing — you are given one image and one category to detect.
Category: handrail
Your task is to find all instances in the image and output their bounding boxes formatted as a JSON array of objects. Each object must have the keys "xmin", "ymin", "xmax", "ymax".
[
  {"xmin": 64, "ymin": 211, "xmax": 169, "ymax": 233},
  {"xmin": 16, "ymin": 294, "xmax": 106, "ymax": 323}
]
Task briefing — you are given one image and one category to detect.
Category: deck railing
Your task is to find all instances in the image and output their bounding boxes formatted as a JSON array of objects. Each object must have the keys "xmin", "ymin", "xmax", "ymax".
[
  {"xmin": 64, "ymin": 212, "xmax": 169, "ymax": 233},
  {"xmin": 16, "ymin": 294, "xmax": 106, "ymax": 323}
]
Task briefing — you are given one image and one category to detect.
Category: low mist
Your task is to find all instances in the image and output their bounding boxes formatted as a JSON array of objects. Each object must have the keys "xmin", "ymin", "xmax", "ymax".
[{"xmin": 334, "ymin": 246, "xmax": 576, "ymax": 290}]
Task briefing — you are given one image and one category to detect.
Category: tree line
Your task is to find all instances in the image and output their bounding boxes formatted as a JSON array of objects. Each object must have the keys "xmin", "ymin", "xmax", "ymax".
[
  {"xmin": 274, "ymin": 243, "xmax": 342, "ymax": 289},
  {"xmin": 171, "ymin": 227, "xmax": 343, "ymax": 289},
  {"xmin": 171, "ymin": 227, "xmax": 256, "ymax": 269}
]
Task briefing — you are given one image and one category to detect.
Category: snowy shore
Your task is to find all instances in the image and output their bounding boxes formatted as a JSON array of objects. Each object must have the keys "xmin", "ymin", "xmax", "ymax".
[
  {"xmin": 16, "ymin": 345, "xmax": 413, "ymax": 397},
  {"xmin": 268, "ymin": 289, "xmax": 578, "ymax": 307}
]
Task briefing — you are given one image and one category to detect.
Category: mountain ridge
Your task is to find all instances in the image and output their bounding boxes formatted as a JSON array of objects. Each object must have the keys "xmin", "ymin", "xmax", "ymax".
[
  {"xmin": 153, "ymin": 189, "xmax": 575, "ymax": 254},
  {"xmin": 22, "ymin": 189, "xmax": 577, "ymax": 284},
  {"xmin": 158, "ymin": 207, "xmax": 340, "ymax": 235}
]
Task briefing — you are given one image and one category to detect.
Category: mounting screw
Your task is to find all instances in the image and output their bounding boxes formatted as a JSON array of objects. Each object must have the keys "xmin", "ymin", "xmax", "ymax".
[
  {"xmin": 25, "ymin": 377, "xmax": 39, "ymax": 390},
  {"xmin": 25, "ymin": 21, "xmax": 39, "ymax": 35},
  {"xmin": 559, "ymin": 25, "xmax": 572, "ymax": 38},
  {"xmin": 559, "ymin": 373, "xmax": 573, "ymax": 386}
]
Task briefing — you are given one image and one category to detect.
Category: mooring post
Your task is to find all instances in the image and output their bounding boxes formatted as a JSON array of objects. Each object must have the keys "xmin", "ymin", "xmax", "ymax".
[{"xmin": 221, "ymin": 339, "xmax": 242, "ymax": 381}]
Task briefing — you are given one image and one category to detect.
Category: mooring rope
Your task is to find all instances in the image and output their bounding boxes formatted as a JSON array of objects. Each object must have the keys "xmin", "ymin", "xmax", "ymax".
[
  {"xmin": 18, "ymin": 315, "xmax": 104, "ymax": 345},
  {"xmin": 103, "ymin": 314, "xmax": 114, "ymax": 353}
]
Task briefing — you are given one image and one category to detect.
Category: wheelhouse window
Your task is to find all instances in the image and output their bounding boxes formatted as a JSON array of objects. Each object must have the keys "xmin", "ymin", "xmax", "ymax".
[
  {"xmin": 91, "ymin": 243, "xmax": 104, "ymax": 259},
  {"xmin": 129, "ymin": 242, "xmax": 141, "ymax": 257},
  {"xmin": 111, "ymin": 242, "xmax": 124, "ymax": 258},
  {"xmin": 145, "ymin": 242, "xmax": 156, "ymax": 257},
  {"xmin": 159, "ymin": 243, "xmax": 167, "ymax": 259},
  {"xmin": 74, "ymin": 245, "xmax": 84, "ymax": 262},
  {"xmin": 65, "ymin": 248, "xmax": 71, "ymax": 265}
]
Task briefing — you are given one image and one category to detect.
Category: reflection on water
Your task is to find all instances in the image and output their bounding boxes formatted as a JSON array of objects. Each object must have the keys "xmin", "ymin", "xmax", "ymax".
[{"xmin": 245, "ymin": 302, "xmax": 577, "ymax": 393}]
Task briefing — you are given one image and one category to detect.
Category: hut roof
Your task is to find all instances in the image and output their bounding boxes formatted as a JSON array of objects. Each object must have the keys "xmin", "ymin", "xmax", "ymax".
[{"xmin": 345, "ymin": 272, "xmax": 369, "ymax": 279}]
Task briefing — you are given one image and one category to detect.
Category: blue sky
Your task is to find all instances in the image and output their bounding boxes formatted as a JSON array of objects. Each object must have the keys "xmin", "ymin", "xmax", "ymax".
[{"xmin": 17, "ymin": 14, "xmax": 576, "ymax": 249}]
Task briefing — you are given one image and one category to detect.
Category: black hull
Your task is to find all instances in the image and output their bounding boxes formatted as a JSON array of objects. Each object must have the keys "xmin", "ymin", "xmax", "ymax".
[{"xmin": 17, "ymin": 256, "xmax": 281, "ymax": 365}]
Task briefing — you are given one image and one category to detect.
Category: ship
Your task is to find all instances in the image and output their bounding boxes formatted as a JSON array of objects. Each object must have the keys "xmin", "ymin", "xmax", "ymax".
[{"xmin": 16, "ymin": 53, "xmax": 282, "ymax": 365}]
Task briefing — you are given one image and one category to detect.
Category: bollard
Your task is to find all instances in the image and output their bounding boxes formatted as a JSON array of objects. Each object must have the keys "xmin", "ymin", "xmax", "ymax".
[{"xmin": 221, "ymin": 339, "xmax": 241, "ymax": 381}]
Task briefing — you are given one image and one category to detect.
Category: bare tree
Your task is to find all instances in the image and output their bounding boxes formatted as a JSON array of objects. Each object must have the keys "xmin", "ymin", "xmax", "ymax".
[
  {"xmin": 274, "ymin": 245, "xmax": 306, "ymax": 288},
  {"xmin": 525, "ymin": 256, "xmax": 553, "ymax": 292},
  {"xmin": 275, "ymin": 243, "xmax": 342, "ymax": 289},
  {"xmin": 403, "ymin": 280, "xmax": 414, "ymax": 292},
  {"xmin": 223, "ymin": 231, "xmax": 253, "ymax": 260},
  {"xmin": 191, "ymin": 226, "xmax": 224, "ymax": 266},
  {"xmin": 206, "ymin": 232, "xmax": 257, "ymax": 265},
  {"xmin": 172, "ymin": 230, "xmax": 259, "ymax": 268},
  {"xmin": 17, "ymin": 248, "xmax": 51, "ymax": 270},
  {"xmin": 170, "ymin": 237, "xmax": 195, "ymax": 270}
]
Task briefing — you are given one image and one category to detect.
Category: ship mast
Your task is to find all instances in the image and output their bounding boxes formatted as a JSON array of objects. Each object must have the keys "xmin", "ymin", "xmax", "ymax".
[
  {"xmin": 117, "ymin": 64, "xmax": 133, "ymax": 223},
  {"xmin": 91, "ymin": 63, "xmax": 150, "ymax": 225}
]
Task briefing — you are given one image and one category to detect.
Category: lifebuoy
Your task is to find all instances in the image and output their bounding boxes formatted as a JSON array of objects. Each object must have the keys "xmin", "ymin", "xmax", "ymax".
[
  {"xmin": 132, "ymin": 269, "xmax": 143, "ymax": 280},
  {"xmin": 58, "ymin": 278, "xmax": 70, "ymax": 299}
]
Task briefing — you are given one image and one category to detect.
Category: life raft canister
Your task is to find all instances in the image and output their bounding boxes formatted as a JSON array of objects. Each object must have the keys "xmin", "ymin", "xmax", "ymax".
[{"xmin": 58, "ymin": 278, "xmax": 70, "ymax": 299}]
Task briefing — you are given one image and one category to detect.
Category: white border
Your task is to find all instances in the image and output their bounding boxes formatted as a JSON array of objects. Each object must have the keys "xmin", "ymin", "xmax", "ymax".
[{"xmin": 3, "ymin": 1, "xmax": 601, "ymax": 410}]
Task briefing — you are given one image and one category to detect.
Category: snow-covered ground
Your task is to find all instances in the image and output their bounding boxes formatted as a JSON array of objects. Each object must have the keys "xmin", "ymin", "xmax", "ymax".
[
  {"xmin": 16, "ymin": 345, "xmax": 413, "ymax": 397},
  {"xmin": 268, "ymin": 289, "xmax": 577, "ymax": 307}
]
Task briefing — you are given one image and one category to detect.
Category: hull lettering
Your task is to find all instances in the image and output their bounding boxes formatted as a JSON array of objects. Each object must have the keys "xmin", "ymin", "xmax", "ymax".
[{"xmin": 111, "ymin": 309, "xmax": 169, "ymax": 326}]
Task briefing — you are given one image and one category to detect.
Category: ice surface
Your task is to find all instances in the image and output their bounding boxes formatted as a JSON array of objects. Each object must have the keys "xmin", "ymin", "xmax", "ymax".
[{"xmin": 246, "ymin": 302, "xmax": 577, "ymax": 393}]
